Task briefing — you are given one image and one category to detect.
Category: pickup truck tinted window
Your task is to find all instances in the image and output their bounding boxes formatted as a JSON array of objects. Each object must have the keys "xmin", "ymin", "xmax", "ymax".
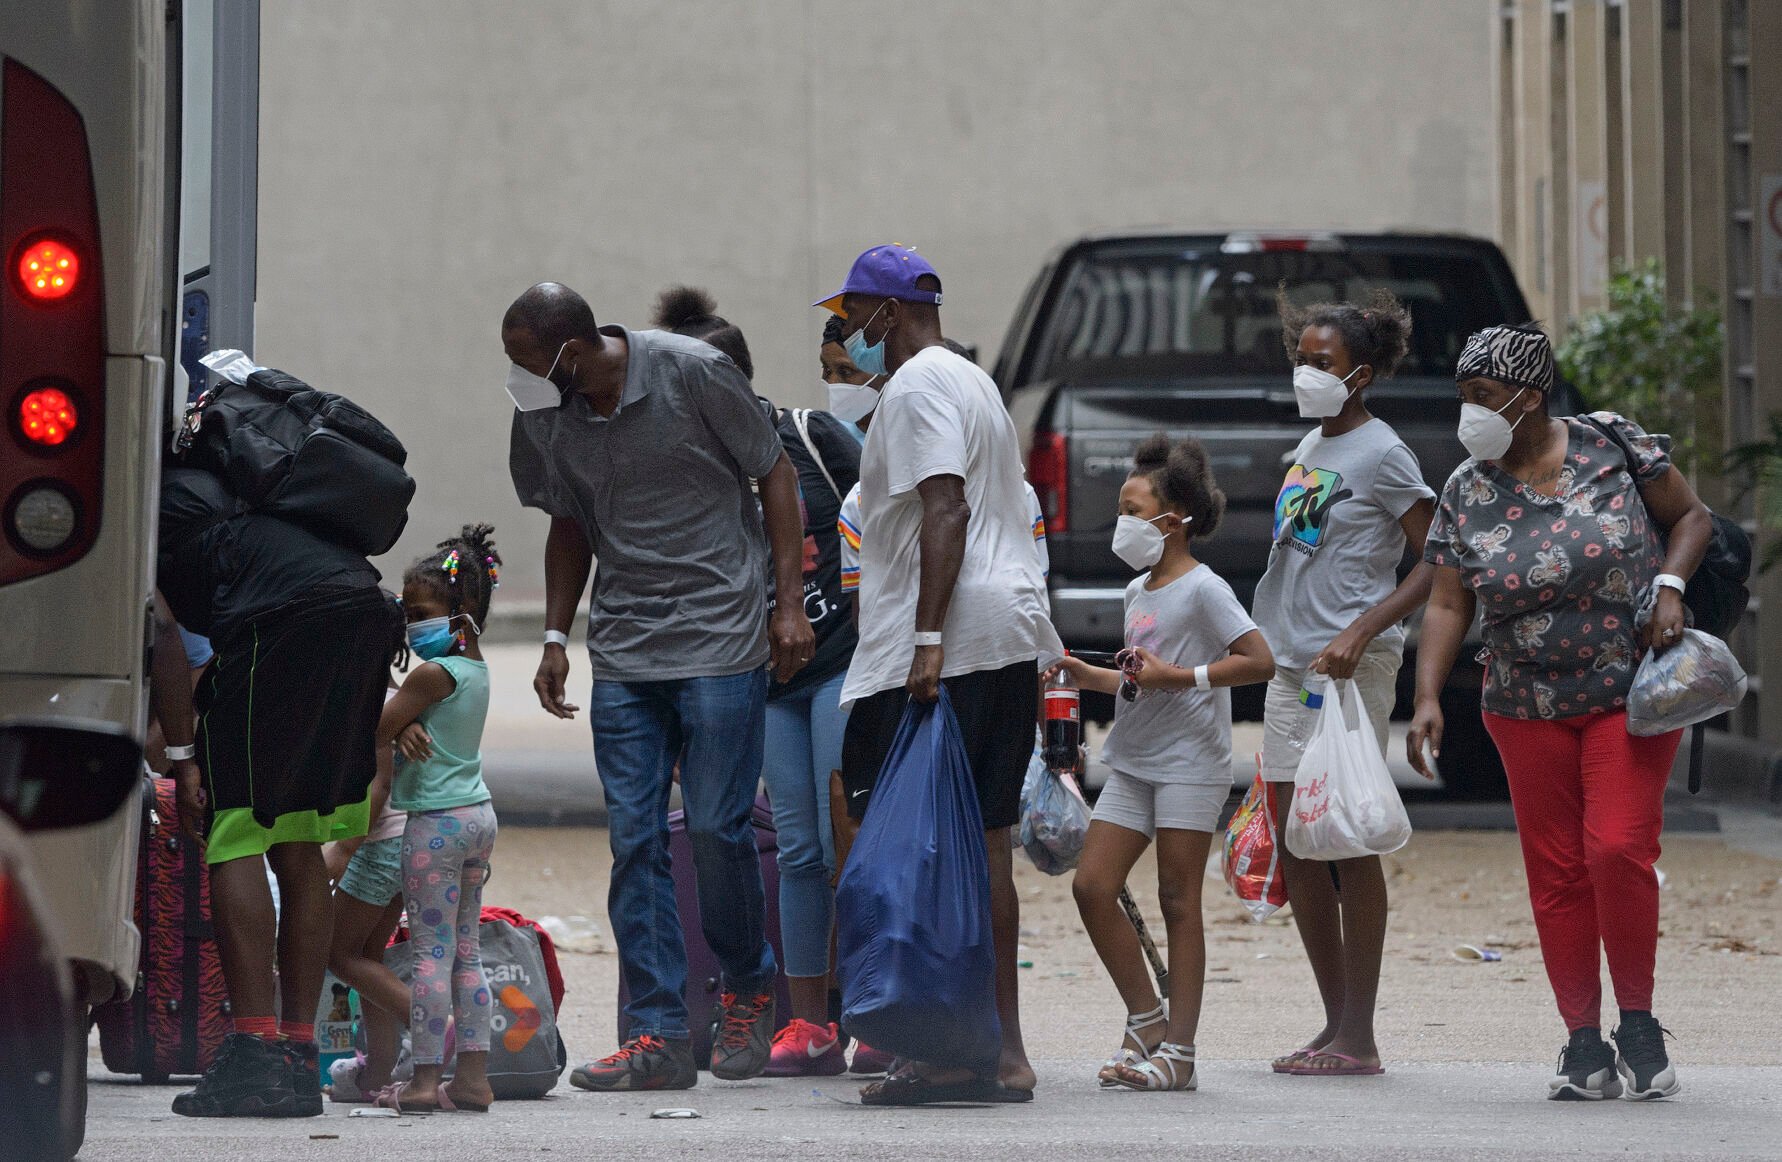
[{"xmin": 1037, "ymin": 249, "xmax": 1519, "ymax": 383}]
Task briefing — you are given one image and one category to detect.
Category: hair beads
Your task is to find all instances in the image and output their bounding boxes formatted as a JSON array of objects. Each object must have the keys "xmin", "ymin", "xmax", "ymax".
[{"xmin": 404, "ymin": 526, "xmax": 502, "ymax": 656}]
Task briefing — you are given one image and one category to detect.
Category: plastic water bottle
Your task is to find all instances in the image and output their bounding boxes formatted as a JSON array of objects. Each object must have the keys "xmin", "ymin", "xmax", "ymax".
[{"xmin": 1043, "ymin": 665, "xmax": 1081, "ymax": 773}]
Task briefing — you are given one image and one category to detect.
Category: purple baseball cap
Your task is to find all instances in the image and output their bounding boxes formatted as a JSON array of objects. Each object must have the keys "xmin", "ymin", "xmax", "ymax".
[{"xmin": 813, "ymin": 243, "xmax": 943, "ymax": 317}]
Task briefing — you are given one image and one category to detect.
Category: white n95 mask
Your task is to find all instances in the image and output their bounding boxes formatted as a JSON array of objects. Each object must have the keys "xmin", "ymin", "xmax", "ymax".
[
  {"xmin": 506, "ymin": 342, "xmax": 570, "ymax": 412},
  {"xmin": 1111, "ymin": 512, "xmax": 1180, "ymax": 570},
  {"xmin": 1293, "ymin": 364, "xmax": 1363, "ymax": 419},
  {"xmin": 1457, "ymin": 388, "xmax": 1529, "ymax": 461},
  {"xmin": 827, "ymin": 378, "xmax": 882, "ymax": 424}
]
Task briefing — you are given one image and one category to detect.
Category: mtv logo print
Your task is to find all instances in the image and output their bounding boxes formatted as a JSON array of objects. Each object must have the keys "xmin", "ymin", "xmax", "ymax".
[{"xmin": 1272, "ymin": 465, "xmax": 1352, "ymax": 553}]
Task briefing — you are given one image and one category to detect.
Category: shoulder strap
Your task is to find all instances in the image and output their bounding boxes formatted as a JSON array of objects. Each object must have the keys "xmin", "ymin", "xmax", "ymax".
[{"xmin": 791, "ymin": 408, "xmax": 841, "ymax": 502}]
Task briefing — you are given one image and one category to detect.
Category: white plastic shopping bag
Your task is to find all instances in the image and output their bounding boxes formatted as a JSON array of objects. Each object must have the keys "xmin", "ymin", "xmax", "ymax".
[{"xmin": 1285, "ymin": 678, "xmax": 1411, "ymax": 861}]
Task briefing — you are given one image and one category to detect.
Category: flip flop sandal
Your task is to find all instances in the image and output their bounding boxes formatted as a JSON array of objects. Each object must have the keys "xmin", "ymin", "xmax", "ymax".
[
  {"xmin": 371, "ymin": 1083, "xmax": 441, "ymax": 1114},
  {"xmin": 1271, "ymin": 1047, "xmax": 1320, "ymax": 1074},
  {"xmin": 441, "ymin": 1090, "xmax": 489, "ymax": 1113},
  {"xmin": 1287, "ymin": 1051, "xmax": 1385, "ymax": 1077},
  {"xmin": 859, "ymin": 1072, "xmax": 1001, "ymax": 1107},
  {"xmin": 989, "ymin": 1084, "xmax": 1034, "ymax": 1104},
  {"xmin": 1111, "ymin": 1042, "xmax": 1197, "ymax": 1092},
  {"xmin": 1099, "ymin": 1001, "xmax": 1168, "ymax": 1088}
]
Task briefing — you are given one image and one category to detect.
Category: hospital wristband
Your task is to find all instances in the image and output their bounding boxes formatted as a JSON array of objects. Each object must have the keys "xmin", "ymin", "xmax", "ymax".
[
  {"xmin": 165, "ymin": 743, "xmax": 196, "ymax": 762},
  {"xmin": 1193, "ymin": 664, "xmax": 1211, "ymax": 690},
  {"xmin": 544, "ymin": 630, "xmax": 569, "ymax": 648},
  {"xmin": 913, "ymin": 631, "xmax": 944, "ymax": 647},
  {"xmin": 1653, "ymin": 573, "xmax": 1687, "ymax": 596}
]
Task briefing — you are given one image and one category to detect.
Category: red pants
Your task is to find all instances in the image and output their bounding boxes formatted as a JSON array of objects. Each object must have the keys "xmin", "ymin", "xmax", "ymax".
[{"xmin": 1483, "ymin": 710, "xmax": 1682, "ymax": 1032}]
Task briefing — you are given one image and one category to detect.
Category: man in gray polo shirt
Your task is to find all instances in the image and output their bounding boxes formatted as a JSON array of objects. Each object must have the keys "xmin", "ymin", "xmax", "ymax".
[{"xmin": 504, "ymin": 282, "xmax": 814, "ymax": 1091}]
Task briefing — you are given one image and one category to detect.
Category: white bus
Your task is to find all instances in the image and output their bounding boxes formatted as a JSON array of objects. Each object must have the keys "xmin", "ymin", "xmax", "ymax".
[{"xmin": 0, "ymin": 2, "xmax": 256, "ymax": 1154}]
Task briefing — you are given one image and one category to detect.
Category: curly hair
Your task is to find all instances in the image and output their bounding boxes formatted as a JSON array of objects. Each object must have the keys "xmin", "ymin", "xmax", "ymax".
[
  {"xmin": 404, "ymin": 523, "xmax": 502, "ymax": 640},
  {"xmin": 380, "ymin": 587, "xmax": 410, "ymax": 673},
  {"xmin": 1130, "ymin": 433, "xmax": 1225, "ymax": 539},
  {"xmin": 1276, "ymin": 284, "xmax": 1413, "ymax": 379},
  {"xmin": 653, "ymin": 285, "xmax": 754, "ymax": 381}
]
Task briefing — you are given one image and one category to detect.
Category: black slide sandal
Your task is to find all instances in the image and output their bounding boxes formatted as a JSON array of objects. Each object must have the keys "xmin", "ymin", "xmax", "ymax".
[{"xmin": 859, "ymin": 1073, "xmax": 1001, "ymax": 1106}]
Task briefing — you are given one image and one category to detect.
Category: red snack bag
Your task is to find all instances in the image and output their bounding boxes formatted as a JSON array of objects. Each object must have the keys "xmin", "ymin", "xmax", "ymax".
[{"xmin": 1223, "ymin": 759, "xmax": 1287, "ymax": 922}]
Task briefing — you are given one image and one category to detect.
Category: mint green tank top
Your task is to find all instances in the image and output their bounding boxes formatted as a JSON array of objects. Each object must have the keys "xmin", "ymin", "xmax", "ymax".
[{"xmin": 391, "ymin": 654, "xmax": 491, "ymax": 812}]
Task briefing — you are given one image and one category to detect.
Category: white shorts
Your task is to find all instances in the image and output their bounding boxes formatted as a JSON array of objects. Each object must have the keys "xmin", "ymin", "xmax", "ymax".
[
  {"xmin": 1260, "ymin": 645, "xmax": 1402, "ymax": 783},
  {"xmin": 1091, "ymin": 770, "xmax": 1229, "ymax": 838}
]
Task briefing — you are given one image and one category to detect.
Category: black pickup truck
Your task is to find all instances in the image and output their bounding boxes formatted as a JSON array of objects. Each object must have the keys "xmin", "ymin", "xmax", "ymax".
[{"xmin": 993, "ymin": 231, "xmax": 1569, "ymax": 797}]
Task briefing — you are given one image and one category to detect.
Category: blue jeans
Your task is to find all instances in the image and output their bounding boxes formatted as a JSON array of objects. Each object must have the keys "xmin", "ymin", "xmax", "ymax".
[
  {"xmin": 591, "ymin": 667, "xmax": 776, "ymax": 1041},
  {"xmin": 761, "ymin": 670, "xmax": 850, "ymax": 979}
]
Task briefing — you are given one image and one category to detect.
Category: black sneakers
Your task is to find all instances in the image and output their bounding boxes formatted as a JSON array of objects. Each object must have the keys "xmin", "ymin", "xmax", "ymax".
[
  {"xmin": 1548, "ymin": 1027, "xmax": 1621, "ymax": 1101},
  {"xmin": 171, "ymin": 1033, "xmax": 298, "ymax": 1118},
  {"xmin": 569, "ymin": 1035, "xmax": 698, "ymax": 1091},
  {"xmin": 283, "ymin": 1040, "xmax": 324, "ymax": 1117},
  {"xmin": 710, "ymin": 991, "xmax": 776, "ymax": 1081},
  {"xmin": 1613, "ymin": 1012, "xmax": 1681, "ymax": 1100}
]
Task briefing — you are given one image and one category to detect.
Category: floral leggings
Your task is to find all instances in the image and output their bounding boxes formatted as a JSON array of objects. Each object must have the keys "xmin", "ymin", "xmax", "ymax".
[{"xmin": 402, "ymin": 800, "xmax": 498, "ymax": 1064}]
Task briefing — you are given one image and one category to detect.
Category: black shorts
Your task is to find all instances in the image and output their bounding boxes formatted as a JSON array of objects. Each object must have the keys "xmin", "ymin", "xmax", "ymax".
[
  {"xmin": 840, "ymin": 660, "xmax": 1037, "ymax": 831},
  {"xmin": 196, "ymin": 586, "xmax": 393, "ymax": 863}
]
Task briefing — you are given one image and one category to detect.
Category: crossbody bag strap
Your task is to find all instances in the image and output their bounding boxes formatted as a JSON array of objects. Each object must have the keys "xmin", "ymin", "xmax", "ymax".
[
  {"xmin": 791, "ymin": 408, "xmax": 841, "ymax": 503},
  {"xmin": 1583, "ymin": 414, "xmax": 1651, "ymax": 506}
]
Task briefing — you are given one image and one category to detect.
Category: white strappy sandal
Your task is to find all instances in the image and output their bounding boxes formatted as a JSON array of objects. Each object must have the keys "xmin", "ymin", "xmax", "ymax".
[
  {"xmin": 1111, "ymin": 1041, "xmax": 1197, "ymax": 1091},
  {"xmin": 1097, "ymin": 1002, "xmax": 1168, "ymax": 1088}
]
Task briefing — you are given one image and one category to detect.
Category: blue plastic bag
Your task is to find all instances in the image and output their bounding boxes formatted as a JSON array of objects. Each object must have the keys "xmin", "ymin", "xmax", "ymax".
[{"xmin": 836, "ymin": 688, "xmax": 1002, "ymax": 1072}]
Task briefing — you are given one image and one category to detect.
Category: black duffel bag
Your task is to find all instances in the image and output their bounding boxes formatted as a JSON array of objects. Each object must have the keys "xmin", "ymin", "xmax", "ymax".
[{"xmin": 177, "ymin": 368, "xmax": 415, "ymax": 556}]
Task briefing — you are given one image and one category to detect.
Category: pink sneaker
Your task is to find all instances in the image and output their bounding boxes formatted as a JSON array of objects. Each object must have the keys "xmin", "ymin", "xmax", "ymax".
[
  {"xmin": 848, "ymin": 1041, "xmax": 896, "ymax": 1076},
  {"xmin": 763, "ymin": 1018, "xmax": 847, "ymax": 1077}
]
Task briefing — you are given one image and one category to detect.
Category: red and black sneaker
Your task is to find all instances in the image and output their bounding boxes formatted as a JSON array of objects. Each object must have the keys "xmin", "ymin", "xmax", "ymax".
[
  {"xmin": 710, "ymin": 991, "xmax": 776, "ymax": 1080},
  {"xmin": 569, "ymin": 1035, "xmax": 697, "ymax": 1092}
]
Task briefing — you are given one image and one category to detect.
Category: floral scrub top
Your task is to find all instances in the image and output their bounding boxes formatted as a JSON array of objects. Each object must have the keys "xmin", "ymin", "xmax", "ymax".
[{"xmin": 1425, "ymin": 412, "xmax": 1669, "ymax": 720}]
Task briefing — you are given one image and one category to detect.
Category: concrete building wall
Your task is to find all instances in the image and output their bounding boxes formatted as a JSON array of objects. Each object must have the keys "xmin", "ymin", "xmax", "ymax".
[
  {"xmin": 1496, "ymin": 0, "xmax": 1782, "ymax": 749},
  {"xmin": 251, "ymin": 0, "xmax": 1497, "ymax": 610}
]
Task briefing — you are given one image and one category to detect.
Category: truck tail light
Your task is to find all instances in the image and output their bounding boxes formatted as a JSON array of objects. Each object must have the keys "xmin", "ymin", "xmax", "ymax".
[
  {"xmin": 1029, "ymin": 429, "xmax": 1069, "ymax": 535},
  {"xmin": 1, "ymin": 58, "xmax": 105, "ymax": 582}
]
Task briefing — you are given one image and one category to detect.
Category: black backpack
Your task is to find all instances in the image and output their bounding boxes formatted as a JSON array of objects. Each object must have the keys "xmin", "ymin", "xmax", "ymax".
[
  {"xmin": 1586, "ymin": 415, "xmax": 1752, "ymax": 792},
  {"xmin": 176, "ymin": 368, "xmax": 416, "ymax": 556}
]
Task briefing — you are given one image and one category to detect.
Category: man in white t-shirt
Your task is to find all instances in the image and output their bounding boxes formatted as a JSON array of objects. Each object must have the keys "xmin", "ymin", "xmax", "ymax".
[{"xmin": 815, "ymin": 244, "xmax": 1062, "ymax": 1105}]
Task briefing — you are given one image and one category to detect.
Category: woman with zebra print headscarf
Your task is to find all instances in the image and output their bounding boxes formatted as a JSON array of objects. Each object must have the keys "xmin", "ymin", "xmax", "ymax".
[{"xmin": 1410, "ymin": 322, "xmax": 1715, "ymax": 1103}]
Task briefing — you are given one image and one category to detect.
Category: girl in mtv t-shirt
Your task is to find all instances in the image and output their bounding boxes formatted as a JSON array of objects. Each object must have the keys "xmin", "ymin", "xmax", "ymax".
[{"xmin": 1251, "ymin": 290, "xmax": 1436, "ymax": 1078}]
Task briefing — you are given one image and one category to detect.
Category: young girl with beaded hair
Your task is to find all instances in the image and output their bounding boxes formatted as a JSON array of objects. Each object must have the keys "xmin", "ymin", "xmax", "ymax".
[{"xmin": 370, "ymin": 524, "xmax": 503, "ymax": 1112}]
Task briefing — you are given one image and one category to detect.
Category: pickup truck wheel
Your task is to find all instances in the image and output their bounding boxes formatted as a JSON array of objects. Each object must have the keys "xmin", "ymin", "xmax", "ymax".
[{"xmin": 1436, "ymin": 682, "xmax": 1510, "ymax": 801}]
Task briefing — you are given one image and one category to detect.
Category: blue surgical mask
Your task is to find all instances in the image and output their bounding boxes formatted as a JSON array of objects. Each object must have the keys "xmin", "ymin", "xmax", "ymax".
[
  {"xmin": 843, "ymin": 302, "xmax": 890, "ymax": 378},
  {"xmin": 406, "ymin": 613, "xmax": 475, "ymax": 660}
]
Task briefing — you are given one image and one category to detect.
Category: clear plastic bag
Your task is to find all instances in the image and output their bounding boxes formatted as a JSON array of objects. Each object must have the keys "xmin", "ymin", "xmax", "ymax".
[
  {"xmin": 1626, "ymin": 628, "xmax": 1748, "ymax": 736},
  {"xmin": 197, "ymin": 348, "xmax": 263, "ymax": 385},
  {"xmin": 1285, "ymin": 678, "xmax": 1412, "ymax": 861},
  {"xmin": 1017, "ymin": 750, "xmax": 1091, "ymax": 876},
  {"xmin": 1223, "ymin": 761, "xmax": 1287, "ymax": 922}
]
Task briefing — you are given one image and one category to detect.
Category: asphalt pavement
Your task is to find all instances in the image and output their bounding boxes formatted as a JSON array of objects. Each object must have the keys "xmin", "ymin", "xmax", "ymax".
[{"xmin": 79, "ymin": 1060, "xmax": 1782, "ymax": 1161}]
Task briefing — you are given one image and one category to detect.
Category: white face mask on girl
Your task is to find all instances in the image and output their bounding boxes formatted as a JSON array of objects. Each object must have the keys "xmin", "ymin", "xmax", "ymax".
[
  {"xmin": 1111, "ymin": 512, "xmax": 1187, "ymax": 570},
  {"xmin": 1457, "ymin": 387, "xmax": 1529, "ymax": 461},
  {"xmin": 1292, "ymin": 364, "xmax": 1364, "ymax": 419}
]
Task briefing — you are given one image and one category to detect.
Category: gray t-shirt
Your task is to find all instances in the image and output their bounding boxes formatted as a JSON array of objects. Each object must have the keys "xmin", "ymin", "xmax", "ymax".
[
  {"xmin": 509, "ymin": 327, "xmax": 784, "ymax": 682},
  {"xmin": 1098, "ymin": 564, "xmax": 1259, "ymax": 786},
  {"xmin": 1252, "ymin": 419, "xmax": 1434, "ymax": 669}
]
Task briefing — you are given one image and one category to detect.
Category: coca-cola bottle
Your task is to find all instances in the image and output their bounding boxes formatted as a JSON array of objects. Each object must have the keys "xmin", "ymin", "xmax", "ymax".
[{"xmin": 1043, "ymin": 664, "xmax": 1081, "ymax": 773}]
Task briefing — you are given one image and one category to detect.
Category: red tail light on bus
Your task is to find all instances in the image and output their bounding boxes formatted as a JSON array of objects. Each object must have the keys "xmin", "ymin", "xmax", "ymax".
[
  {"xmin": 0, "ymin": 59, "xmax": 104, "ymax": 580},
  {"xmin": 14, "ymin": 237, "xmax": 81, "ymax": 301}
]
